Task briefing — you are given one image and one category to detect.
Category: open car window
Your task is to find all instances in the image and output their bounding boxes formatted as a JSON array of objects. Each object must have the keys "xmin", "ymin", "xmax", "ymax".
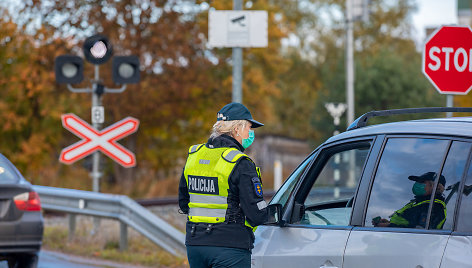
[
  {"xmin": 270, "ymin": 154, "xmax": 315, "ymax": 208},
  {"xmin": 292, "ymin": 142, "xmax": 371, "ymax": 226}
]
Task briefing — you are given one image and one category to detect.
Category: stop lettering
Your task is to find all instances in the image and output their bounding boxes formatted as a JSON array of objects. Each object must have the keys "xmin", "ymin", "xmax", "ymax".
[{"xmin": 422, "ymin": 26, "xmax": 472, "ymax": 94}]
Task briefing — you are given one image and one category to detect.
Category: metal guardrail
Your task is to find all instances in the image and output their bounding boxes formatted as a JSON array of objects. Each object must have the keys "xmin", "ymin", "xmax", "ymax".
[{"xmin": 33, "ymin": 185, "xmax": 186, "ymax": 257}]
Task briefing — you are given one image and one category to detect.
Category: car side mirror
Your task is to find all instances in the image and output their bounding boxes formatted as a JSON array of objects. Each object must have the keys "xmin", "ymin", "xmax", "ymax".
[{"xmin": 265, "ymin": 203, "xmax": 284, "ymax": 226}]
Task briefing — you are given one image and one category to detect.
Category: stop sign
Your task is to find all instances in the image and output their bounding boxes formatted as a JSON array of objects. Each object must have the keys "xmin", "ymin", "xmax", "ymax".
[{"xmin": 422, "ymin": 26, "xmax": 472, "ymax": 95}]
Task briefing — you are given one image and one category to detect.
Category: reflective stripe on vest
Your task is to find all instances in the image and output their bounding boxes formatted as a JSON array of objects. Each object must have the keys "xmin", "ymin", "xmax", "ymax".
[
  {"xmin": 222, "ymin": 148, "xmax": 247, "ymax": 163},
  {"xmin": 189, "ymin": 207, "xmax": 227, "ymax": 218},
  {"xmin": 390, "ymin": 198, "xmax": 447, "ymax": 228},
  {"xmin": 434, "ymin": 199, "xmax": 447, "ymax": 229},
  {"xmin": 190, "ymin": 194, "xmax": 227, "ymax": 204},
  {"xmin": 256, "ymin": 167, "xmax": 261, "ymax": 179},
  {"xmin": 184, "ymin": 145, "xmax": 249, "ymax": 224},
  {"xmin": 189, "ymin": 144, "xmax": 204, "ymax": 154},
  {"xmin": 245, "ymin": 220, "xmax": 257, "ymax": 232}
]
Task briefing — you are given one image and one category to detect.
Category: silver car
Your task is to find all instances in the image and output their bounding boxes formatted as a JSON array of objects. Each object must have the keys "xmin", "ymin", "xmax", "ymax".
[
  {"xmin": 253, "ymin": 108, "xmax": 472, "ymax": 268},
  {"xmin": 0, "ymin": 153, "xmax": 43, "ymax": 268}
]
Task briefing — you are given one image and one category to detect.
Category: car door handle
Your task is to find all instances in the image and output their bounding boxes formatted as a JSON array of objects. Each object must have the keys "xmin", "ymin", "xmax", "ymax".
[{"xmin": 320, "ymin": 260, "xmax": 338, "ymax": 268}]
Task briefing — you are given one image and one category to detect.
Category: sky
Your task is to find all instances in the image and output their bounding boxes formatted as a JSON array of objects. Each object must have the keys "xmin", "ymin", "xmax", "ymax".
[
  {"xmin": 0, "ymin": 0, "xmax": 462, "ymax": 47},
  {"xmin": 411, "ymin": 0, "xmax": 459, "ymax": 45}
]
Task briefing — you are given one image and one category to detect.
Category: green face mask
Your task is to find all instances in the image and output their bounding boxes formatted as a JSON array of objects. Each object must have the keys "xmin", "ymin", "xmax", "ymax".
[
  {"xmin": 412, "ymin": 182, "xmax": 426, "ymax": 196},
  {"xmin": 242, "ymin": 130, "xmax": 255, "ymax": 149}
]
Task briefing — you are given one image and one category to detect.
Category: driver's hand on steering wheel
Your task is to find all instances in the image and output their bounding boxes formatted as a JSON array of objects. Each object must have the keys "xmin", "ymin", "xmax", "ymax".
[{"xmin": 372, "ymin": 218, "xmax": 390, "ymax": 227}]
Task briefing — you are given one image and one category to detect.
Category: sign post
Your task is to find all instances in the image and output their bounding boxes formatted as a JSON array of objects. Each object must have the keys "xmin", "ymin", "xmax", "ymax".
[
  {"xmin": 233, "ymin": 0, "xmax": 243, "ymax": 103},
  {"xmin": 422, "ymin": 26, "xmax": 472, "ymax": 117},
  {"xmin": 208, "ymin": 8, "xmax": 268, "ymax": 103}
]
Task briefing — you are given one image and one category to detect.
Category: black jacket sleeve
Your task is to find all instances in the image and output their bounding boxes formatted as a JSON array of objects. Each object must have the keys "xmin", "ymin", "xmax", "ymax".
[
  {"xmin": 234, "ymin": 158, "xmax": 268, "ymax": 227},
  {"xmin": 178, "ymin": 169, "xmax": 189, "ymax": 214}
]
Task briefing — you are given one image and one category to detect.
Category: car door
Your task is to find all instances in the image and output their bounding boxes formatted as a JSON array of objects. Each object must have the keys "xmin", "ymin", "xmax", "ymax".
[
  {"xmin": 441, "ymin": 149, "xmax": 472, "ymax": 268},
  {"xmin": 252, "ymin": 138, "xmax": 376, "ymax": 268},
  {"xmin": 343, "ymin": 137, "xmax": 471, "ymax": 268}
]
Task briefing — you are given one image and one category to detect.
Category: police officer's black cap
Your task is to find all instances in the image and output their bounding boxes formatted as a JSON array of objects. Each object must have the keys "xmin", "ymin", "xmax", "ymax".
[
  {"xmin": 408, "ymin": 172, "xmax": 446, "ymax": 186},
  {"xmin": 216, "ymin": 102, "xmax": 264, "ymax": 128}
]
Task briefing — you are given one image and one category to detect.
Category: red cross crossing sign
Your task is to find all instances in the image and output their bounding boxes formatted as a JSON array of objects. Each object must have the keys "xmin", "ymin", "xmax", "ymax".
[{"xmin": 60, "ymin": 114, "xmax": 139, "ymax": 168}]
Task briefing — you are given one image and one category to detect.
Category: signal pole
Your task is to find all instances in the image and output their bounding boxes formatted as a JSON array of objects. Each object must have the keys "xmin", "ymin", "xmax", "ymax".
[
  {"xmin": 91, "ymin": 65, "xmax": 103, "ymax": 193},
  {"xmin": 56, "ymin": 35, "xmax": 140, "ymax": 240}
]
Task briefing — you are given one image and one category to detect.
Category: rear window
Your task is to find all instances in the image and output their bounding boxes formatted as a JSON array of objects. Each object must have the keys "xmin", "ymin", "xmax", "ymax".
[
  {"xmin": 365, "ymin": 138, "xmax": 450, "ymax": 229},
  {"xmin": 0, "ymin": 154, "xmax": 20, "ymax": 184}
]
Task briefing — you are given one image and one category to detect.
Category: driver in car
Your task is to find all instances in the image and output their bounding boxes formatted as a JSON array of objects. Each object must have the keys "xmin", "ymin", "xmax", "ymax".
[{"xmin": 372, "ymin": 172, "xmax": 447, "ymax": 229}]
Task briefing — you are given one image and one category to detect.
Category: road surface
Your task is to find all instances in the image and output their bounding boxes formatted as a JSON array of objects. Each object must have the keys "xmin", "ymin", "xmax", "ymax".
[{"xmin": 0, "ymin": 250, "xmax": 146, "ymax": 268}]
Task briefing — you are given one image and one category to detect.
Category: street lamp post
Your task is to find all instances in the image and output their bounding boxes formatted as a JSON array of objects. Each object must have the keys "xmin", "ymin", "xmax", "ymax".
[
  {"xmin": 345, "ymin": 0, "xmax": 370, "ymax": 126},
  {"xmin": 346, "ymin": 0, "xmax": 355, "ymax": 126},
  {"xmin": 325, "ymin": 103, "xmax": 347, "ymax": 198}
]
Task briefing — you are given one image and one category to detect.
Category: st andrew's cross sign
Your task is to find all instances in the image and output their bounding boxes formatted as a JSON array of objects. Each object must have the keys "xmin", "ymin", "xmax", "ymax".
[{"xmin": 60, "ymin": 114, "xmax": 139, "ymax": 168}]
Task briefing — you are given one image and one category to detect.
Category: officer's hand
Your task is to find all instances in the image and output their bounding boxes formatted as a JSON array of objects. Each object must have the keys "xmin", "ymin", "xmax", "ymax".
[{"xmin": 376, "ymin": 219, "xmax": 390, "ymax": 227}]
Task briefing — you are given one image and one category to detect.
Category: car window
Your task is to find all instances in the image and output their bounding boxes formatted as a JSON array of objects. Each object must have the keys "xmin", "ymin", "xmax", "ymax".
[
  {"xmin": 270, "ymin": 154, "xmax": 315, "ymax": 208},
  {"xmin": 365, "ymin": 138, "xmax": 449, "ymax": 229},
  {"xmin": 438, "ymin": 141, "xmax": 471, "ymax": 230},
  {"xmin": 295, "ymin": 142, "xmax": 371, "ymax": 226},
  {"xmin": 0, "ymin": 154, "xmax": 20, "ymax": 184},
  {"xmin": 455, "ymin": 152, "xmax": 472, "ymax": 232}
]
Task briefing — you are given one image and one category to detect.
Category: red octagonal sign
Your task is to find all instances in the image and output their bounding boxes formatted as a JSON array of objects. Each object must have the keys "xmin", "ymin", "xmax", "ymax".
[{"xmin": 423, "ymin": 26, "xmax": 472, "ymax": 95}]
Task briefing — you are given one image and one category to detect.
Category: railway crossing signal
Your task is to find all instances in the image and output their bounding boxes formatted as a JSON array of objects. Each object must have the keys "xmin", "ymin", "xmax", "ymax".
[{"xmin": 60, "ymin": 114, "xmax": 139, "ymax": 168}]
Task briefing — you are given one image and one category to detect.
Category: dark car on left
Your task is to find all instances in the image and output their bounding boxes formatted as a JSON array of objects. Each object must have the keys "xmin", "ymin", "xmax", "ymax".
[{"xmin": 0, "ymin": 153, "xmax": 43, "ymax": 268}]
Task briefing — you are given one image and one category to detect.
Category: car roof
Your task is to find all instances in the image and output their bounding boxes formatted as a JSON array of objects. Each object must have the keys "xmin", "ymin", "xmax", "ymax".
[{"xmin": 326, "ymin": 116, "xmax": 472, "ymax": 144}]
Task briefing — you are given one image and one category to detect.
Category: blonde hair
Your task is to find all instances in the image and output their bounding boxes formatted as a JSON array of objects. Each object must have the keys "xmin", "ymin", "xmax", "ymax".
[{"xmin": 210, "ymin": 120, "xmax": 248, "ymax": 139}]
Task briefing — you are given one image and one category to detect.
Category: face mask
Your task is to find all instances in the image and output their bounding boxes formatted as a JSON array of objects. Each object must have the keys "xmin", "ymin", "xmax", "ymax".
[
  {"xmin": 412, "ymin": 182, "xmax": 426, "ymax": 196},
  {"xmin": 242, "ymin": 130, "xmax": 255, "ymax": 149}
]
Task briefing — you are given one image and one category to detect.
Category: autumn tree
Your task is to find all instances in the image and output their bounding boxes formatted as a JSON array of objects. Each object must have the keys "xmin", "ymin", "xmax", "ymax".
[
  {"xmin": 0, "ymin": 0, "xmax": 437, "ymax": 196},
  {"xmin": 0, "ymin": 10, "xmax": 91, "ymax": 187},
  {"xmin": 7, "ymin": 0, "xmax": 312, "ymax": 196},
  {"xmin": 309, "ymin": 0, "xmax": 444, "ymax": 140}
]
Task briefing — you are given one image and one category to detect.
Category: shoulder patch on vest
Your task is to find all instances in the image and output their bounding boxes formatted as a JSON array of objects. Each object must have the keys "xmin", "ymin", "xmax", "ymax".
[
  {"xmin": 252, "ymin": 177, "xmax": 263, "ymax": 197},
  {"xmin": 189, "ymin": 144, "xmax": 204, "ymax": 154},
  {"xmin": 222, "ymin": 148, "xmax": 248, "ymax": 163}
]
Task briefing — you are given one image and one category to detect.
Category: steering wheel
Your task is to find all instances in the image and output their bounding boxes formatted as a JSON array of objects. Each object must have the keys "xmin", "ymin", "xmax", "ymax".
[
  {"xmin": 312, "ymin": 211, "xmax": 333, "ymax": 225},
  {"xmin": 346, "ymin": 197, "xmax": 354, "ymax": 208}
]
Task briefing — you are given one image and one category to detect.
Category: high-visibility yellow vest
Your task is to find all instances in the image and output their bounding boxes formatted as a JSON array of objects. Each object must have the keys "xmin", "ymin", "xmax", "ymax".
[
  {"xmin": 390, "ymin": 198, "xmax": 446, "ymax": 229},
  {"xmin": 184, "ymin": 143, "xmax": 257, "ymax": 231}
]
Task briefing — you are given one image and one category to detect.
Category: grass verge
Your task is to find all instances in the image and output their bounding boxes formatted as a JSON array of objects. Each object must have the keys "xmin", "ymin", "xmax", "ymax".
[{"xmin": 43, "ymin": 217, "xmax": 188, "ymax": 268}]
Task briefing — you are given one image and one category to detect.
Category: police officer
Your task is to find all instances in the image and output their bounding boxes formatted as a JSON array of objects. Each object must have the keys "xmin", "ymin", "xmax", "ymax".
[
  {"xmin": 373, "ymin": 172, "xmax": 447, "ymax": 229},
  {"xmin": 178, "ymin": 102, "xmax": 268, "ymax": 268}
]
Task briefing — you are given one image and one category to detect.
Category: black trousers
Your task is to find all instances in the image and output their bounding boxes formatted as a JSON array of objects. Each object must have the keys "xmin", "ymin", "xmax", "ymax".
[{"xmin": 186, "ymin": 245, "xmax": 251, "ymax": 268}]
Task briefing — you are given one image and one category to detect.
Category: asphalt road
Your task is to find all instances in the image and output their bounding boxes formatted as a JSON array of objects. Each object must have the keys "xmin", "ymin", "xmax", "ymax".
[
  {"xmin": 0, "ymin": 250, "xmax": 146, "ymax": 268},
  {"xmin": 38, "ymin": 251, "xmax": 101, "ymax": 268}
]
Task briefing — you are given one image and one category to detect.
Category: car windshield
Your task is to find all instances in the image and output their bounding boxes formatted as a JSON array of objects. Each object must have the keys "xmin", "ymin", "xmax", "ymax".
[
  {"xmin": 0, "ymin": 154, "xmax": 20, "ymax": 184},
  {"xmin": 270, "ymin": 153, "xmax": 315, "ymax": 207}
]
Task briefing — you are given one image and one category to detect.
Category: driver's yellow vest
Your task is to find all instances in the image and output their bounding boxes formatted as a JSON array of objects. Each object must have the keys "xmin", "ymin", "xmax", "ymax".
[
  {"xmin": 390, "ymin": 198, "xmax": 446, "ymax": 229},
  {"xmin": 184, "ymin": 144, "xmax": 257, "ymax": 230}
]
